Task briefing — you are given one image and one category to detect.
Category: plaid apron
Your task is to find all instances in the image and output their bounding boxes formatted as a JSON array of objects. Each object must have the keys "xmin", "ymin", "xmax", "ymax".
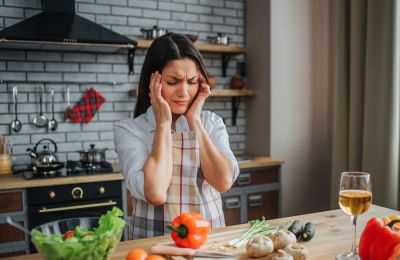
[{"xmin": 130, "ymin": 131, "xmax": 225, "ymax": 239}]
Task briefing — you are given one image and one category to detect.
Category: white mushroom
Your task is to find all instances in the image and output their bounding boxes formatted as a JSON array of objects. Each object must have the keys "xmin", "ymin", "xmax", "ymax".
[
  {"xmin": 246, "ymin": 236, "xmax": 274, "ymax": 257},
  {"xmin": 267, "ymin": 230, "xmax": 297, "ymax": 250},
  {"xmin": 266, "ymin": 250, "xmax": 294, "ymax": 260},
  {"xmin": 284, "ymin": 243, "xmax": 309, "ymax": 260}
]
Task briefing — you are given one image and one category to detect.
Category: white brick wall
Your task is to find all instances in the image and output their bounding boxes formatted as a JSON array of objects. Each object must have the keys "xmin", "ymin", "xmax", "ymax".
[{"xmin": 0, "ymin": 0, "xmax": 247, "ymax": 165}]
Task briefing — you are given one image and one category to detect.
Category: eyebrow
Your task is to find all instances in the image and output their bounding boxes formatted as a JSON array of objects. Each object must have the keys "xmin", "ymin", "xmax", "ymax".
[{"xmin": 166, "ymin": 75, "xmax": 198, "ymax": 80}]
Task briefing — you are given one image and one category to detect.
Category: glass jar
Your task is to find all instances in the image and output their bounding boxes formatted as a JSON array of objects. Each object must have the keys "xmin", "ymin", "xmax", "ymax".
[{"xmin": 0, "ymin": 153, "xmax": 12, "ymax": 175}]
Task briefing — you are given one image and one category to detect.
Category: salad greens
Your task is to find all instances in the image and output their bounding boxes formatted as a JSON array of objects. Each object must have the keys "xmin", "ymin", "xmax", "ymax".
[{"xmin": 32, "ymin": 207, "xmax": 125, "ymax": 260}]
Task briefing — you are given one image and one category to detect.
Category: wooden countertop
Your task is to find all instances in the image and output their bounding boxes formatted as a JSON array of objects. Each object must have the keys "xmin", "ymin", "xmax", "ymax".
[
  {"xmin": 0, "ymin": 172, "xmax": 124, "ymax": 190},
  {"xmin": 8, "ymin": 204, "xmax": 399, "ymax": 260},
  {"xmin": 0, "ymin": 163, "xmax": 123, "ymax": 190},
  {"xmin": 0, "ymin": 157, "xmax": 283, "ymax": 190},
  {"xmin": 238, "ymin": 156, "xmax": 284, "ymax": 170}
]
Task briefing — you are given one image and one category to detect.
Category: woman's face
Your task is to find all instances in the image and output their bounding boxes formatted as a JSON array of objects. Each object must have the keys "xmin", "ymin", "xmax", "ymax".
[{"xmin": 160, "ymin": 58, "xmax": 199, "ymax": 115}]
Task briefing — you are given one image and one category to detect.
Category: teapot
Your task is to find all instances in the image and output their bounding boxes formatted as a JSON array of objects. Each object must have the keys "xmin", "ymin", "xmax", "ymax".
[{"xmin": 26, "ymin": 138, "xmax": 62, "ymax": 169}]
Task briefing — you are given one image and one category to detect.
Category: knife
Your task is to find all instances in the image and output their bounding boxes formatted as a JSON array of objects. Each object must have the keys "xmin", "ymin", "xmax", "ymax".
[{"xmin": 151, "ymin": 245, "xmax": 234, "ymax": 258}]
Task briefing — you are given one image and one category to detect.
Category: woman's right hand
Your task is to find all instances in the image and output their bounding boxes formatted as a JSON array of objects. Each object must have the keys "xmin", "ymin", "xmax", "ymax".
[{"xmin": 149, "ymin": 71, "xmax": 172, "ymax": 127}]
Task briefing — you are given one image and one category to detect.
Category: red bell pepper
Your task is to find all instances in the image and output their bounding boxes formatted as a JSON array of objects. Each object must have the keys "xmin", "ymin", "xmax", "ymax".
[
  {"xmin": 359, "ymin": 217, "xmax": 400, "ymax": 260},
  {"xmin": 167, "ymin": 212, "xmax": 210, "ymax": 249}
]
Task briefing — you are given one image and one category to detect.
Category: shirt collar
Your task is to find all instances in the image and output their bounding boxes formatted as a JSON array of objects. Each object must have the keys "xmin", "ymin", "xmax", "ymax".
[{"xmin": 145, "ymin": 106, "xmax": 190, "ymax": 133}]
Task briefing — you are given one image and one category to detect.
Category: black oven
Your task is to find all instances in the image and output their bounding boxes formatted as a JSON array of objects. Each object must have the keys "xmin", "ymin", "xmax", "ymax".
[{"xmin": 27, "ymin": 180, "xmax": 123, "ymax": 253}]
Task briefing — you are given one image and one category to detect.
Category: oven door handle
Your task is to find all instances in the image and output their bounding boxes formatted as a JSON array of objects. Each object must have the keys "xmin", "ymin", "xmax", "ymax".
[{"xmin": 38, "ymin": 200, "xmax": 117, "ymax": 213}]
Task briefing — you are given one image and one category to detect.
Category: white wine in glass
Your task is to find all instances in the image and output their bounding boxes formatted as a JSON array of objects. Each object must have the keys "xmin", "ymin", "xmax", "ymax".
[{"xmin": 336, "ymin": 172, "xmax": 372, "ymax": 260}]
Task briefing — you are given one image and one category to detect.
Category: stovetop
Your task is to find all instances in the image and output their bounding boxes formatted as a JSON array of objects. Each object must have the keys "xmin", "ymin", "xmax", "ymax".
[{"xmin": 18, "ymin": 161, "xmax": 117, "ymax": 180}]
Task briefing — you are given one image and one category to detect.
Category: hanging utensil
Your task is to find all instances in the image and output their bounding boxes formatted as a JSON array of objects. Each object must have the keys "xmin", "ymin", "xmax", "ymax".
[
  {"xmin": 10, "ymin": 86, "xmax": 22, "ymax": 133},
  {"xmin": 63, "ymin": 86, "xmax": 71, "ymax": 121},
  {"xmin": 48, "ymin": 87, "xmax": 58, "ymax": 131},
  {"xmin": 33, "ymin": 86, "xmax": 48, "ymax": 127}
]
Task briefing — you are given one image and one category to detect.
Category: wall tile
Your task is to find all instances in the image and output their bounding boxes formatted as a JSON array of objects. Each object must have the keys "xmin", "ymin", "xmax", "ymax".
[{"xmin": 0, "ymin": 0, "xmax": 246, "ymax": 165}]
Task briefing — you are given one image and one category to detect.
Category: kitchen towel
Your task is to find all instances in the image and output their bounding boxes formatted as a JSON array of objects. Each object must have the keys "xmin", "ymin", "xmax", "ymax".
[{"xmin": 68, "ymin": 88, "xmax": 106, "ymax": 123}]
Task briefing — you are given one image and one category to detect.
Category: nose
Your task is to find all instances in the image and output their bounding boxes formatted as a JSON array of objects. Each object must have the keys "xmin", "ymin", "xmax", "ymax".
[{"xmin": 176, "ymin": 82, "xmax": 189, "ymax": 96}]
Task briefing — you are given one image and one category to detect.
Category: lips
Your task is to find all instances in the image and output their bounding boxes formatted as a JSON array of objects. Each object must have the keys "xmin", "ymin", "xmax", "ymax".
[{"xmin": 174, "ymin": 100, "xmax": 189, "ymax": 106}]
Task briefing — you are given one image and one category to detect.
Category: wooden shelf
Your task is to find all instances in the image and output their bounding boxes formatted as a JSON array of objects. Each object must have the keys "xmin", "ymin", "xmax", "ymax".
[
  {"xmin": 210, "ymin": 89, "xmax": 255, "ymax": 97},
  {"xmin": 130, "ymin": 88, "xmax": 255, "ymax": 97},
  {"xmin": 136, "ymin": 39, "xmax": 246, "ymax": 77},
  {"xmin": 136, "ymin": 39, "xmax": 247, "ymax": 54},
  {"xmin": 129, "ymin": 88, "xmax": 254, "ymax": 126}
]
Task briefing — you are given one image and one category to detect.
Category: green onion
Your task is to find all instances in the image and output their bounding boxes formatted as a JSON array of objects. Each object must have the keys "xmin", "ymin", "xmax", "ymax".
[{"xmin": 226, "ymin": 217, "xmax": 287, "ymax": 248}]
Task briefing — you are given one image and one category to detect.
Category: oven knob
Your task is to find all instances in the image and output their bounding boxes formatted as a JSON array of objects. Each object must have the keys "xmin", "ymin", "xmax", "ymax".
[
  {"xmin": 49, "ymin": 191, "xmax": 56, "ymax": 199},
  {"xmin": 72, "ymin": 187, "xmax": 83, "ymax": 199},
  {"xmin": 99, "ymin": 186, "xmax": 105, "ymax": 194}
]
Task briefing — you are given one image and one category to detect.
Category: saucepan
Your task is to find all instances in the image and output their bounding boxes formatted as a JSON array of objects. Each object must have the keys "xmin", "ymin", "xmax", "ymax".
[
  {"xmin": 77, "ymin": 144, "xmax": 108, "ymax": 164},
  {"xmin": 207, "ymin": 33, "xmax": 231, "ymax": 45},
  {"xmin": 140, "ymin": 26, "xmax": 168, "ymax": 39}
]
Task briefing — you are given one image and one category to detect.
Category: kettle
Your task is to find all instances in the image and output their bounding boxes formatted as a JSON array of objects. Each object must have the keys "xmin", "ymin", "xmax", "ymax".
[{"xmin": 27, "ymin": 138, "xmax": 59, "ymax": 167}]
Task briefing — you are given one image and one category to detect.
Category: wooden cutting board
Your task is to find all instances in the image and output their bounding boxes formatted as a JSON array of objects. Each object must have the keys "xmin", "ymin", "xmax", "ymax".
[{"xmin": 158, "ymin": 227, "xmax": 251, "ymax": 259}]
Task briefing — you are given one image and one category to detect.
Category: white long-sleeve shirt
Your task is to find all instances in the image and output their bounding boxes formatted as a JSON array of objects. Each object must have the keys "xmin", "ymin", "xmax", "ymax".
[{"xmin": 114, "ymin": 107, "xmax": 240, "ymax": 202}]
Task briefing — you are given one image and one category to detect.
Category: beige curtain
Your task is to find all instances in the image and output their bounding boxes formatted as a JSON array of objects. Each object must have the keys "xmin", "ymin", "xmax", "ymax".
[{"xmin": 331, "ymin": 0, "xmax": 400, "ymax": 209}]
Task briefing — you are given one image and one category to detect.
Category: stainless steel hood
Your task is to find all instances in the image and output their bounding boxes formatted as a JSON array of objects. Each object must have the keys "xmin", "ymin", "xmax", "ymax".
[{"xmin": 0, "ymin": 0, "xmax": 137, "ymax": 73}]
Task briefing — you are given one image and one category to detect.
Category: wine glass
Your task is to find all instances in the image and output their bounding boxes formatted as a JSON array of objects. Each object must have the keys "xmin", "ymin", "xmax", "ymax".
[{"xmin": 336, "ymin": 172, "xmax": 372, "ymax": 260}]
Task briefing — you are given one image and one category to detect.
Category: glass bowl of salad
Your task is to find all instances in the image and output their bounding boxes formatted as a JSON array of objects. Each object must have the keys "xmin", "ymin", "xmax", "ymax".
[{"xmin": 31, "ymin": 207, "xmax": 125, "ymax": 260}]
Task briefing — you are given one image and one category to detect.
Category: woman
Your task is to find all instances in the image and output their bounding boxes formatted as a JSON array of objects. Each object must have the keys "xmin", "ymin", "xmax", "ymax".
[{"xmin": 114, "ymin": 33, "xmax": 239, "ymax": 239}]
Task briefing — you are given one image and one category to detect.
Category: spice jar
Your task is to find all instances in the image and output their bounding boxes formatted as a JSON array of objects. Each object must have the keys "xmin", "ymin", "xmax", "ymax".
[{"xmin": 0, "ymin": 153, "xmax": 12, "ymax": 175}]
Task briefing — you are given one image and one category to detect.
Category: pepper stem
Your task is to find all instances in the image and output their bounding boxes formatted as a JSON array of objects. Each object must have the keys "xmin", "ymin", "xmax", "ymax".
[
  {"xmin": 387, "ymin": 219, "xmax": 400, "ymax": 228},
  {"xmin": 167, "ymin": 224, "xmax": 188, "ymax": 238}
]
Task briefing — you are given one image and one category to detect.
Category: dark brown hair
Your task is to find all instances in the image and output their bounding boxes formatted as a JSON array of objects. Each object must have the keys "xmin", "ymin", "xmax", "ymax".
[{"xmin": 134, "ymin": 33, "xmax": 209, "ymax": 118}]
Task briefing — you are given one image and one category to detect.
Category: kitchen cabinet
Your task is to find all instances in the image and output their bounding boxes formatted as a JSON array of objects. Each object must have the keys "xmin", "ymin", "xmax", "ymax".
[
  {"xmin": 222, "ymin": 164, "xmax": 281, "ymax": 226},
  {"xmin": 0, "ymin": 175, "xmax": 126, "ymax": 257},
  {"xmin": 0, "ymin": 189, "xmax": 28, "ymax": 257}
]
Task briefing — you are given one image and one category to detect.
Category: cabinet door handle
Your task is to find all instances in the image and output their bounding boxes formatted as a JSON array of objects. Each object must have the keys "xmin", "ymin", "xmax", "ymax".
[
  {"xmin": 237, "ymin": 173, "xmax": 251, "ymax": 186},
  {"xmin": 224, "ymin": 197, "xmax": 241, "ymax": 209},
  {"xmin": 38, "ymin": 200, "xmax": 117, "ymax": 213},
  {"xmin": 248, "ymin": 194, "xmax": 262, "ymax": 207}
]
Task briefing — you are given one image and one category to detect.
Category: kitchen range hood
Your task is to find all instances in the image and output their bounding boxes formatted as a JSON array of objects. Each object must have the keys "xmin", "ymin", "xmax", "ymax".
[{"xmin": 0, "ymin": 0, "xmax": 137, "ymax": 73}]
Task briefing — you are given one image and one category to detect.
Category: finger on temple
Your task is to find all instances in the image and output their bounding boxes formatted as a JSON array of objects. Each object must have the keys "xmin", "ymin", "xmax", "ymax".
[
  {"xmin": 149, "ymin": 72, "xmax": 156, "ymax": 94},
  {"xmin": 156, "ymin": 83, "xmax": 163, "ymax": 98}
]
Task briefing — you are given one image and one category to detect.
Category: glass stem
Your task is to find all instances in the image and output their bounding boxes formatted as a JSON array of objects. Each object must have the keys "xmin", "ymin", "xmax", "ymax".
[{"xmin": 351, "ymin": 216, "xmax": 358, "ymax": 256}]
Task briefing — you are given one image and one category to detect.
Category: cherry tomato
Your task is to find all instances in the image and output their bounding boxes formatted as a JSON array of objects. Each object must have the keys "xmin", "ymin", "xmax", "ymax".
[
  {"xmin": 63, "ymin": 231, "xmax": 74, "ymax": 240},
  {"xmin": 145, "ymin": 255, "xmax": 166, "ymax": 260},
  {"xmin": 125, "ymin": 248, "xmax": 148, "ymax": 260}
]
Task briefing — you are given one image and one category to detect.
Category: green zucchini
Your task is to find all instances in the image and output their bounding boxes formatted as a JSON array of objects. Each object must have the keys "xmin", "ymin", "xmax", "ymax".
[
  {"xmin": 301, "ymin": 222, "xmax": 315, "ymax": 241},
  {"xmin": 288, "ymin": 220, "xmax": 303, "ymax": 239}
]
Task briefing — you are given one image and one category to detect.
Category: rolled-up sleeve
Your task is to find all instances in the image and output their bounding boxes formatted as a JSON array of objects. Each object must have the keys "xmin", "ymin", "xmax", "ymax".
[
  {"xmin": 114, "ymin": 122, "xmax": 149, "ymax": 202},
  {"xmin": 205, "ymin": 113, "xmax": 240, "ymax": 182}
]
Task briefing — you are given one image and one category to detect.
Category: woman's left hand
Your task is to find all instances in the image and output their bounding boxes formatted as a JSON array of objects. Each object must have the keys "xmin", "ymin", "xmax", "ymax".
[{"xmin": 185, "ymin": 73, "xmax": 211, "ymax": 121}]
